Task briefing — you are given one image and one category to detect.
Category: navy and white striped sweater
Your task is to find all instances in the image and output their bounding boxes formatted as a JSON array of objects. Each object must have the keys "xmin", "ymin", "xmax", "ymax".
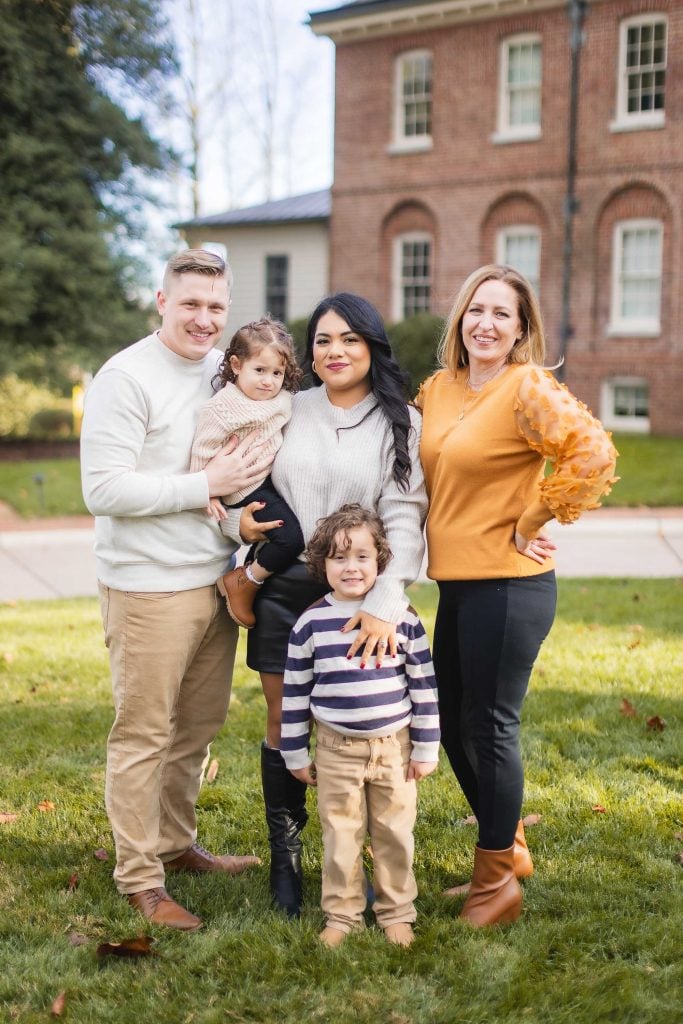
[{"xmin": 280, "ymin": 595, "xmax": 440, "ymax": 771}]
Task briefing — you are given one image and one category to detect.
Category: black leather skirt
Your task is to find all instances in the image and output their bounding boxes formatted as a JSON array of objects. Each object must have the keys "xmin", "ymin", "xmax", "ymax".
[{"xmin": 246, "ymin": 561, "xmax": 328, "ymax": 674}]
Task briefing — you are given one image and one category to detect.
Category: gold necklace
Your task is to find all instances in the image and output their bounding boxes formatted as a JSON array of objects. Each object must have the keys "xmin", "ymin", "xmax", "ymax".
[{"xmin": 457, "ymin": 364, "xmax": 507, "ymax": 421}]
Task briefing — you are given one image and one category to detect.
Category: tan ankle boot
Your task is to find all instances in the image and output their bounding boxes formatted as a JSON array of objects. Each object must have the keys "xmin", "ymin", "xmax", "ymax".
[
  {"xmin": 513, "ymin": 819, "xmax": 534, "ymax": 878},
  {"xmin": 443, "ymin": 819, "xmax": 533, "ymax": 897},
  {"xmin": 459, "ymin": 845, "xmax": 522, "ymax": 927},
  {"xmin": 217, "ymin": 566, "xmax": 261, "ymax": 628}
]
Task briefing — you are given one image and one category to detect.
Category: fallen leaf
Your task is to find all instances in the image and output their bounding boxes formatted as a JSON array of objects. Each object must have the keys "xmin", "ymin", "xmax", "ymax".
[
  {"xmin": 37, "ymin": 800, "xmax": 55, "ymax": 812},
  {"xmin": 592, "ymin": 804, "xmax": 607, "ymax": 814},
  {"xmin": 67, "ymin": 872, "xmax": 79, "ymax": 892},
  {"xmin": 462, "ymin": 815, "xmax": 478, "ymax": 825},
  {"xmin": 522, "ymin": 813, "xmax": 542, "ymax": 827},
  {"xmin": 50, "ymin": 991, "xmax": 66, "ymax": 1017},
  {"xmin": 206, "ymin": 758, "xmax": 219, "ymax": 783},
  {"xmin": 96, "ymin": 935, "xmax": 156, "ymax": 959},
  {"xmin": 646, "ymin": 715, "xmax": 667, "ymax": 732},
  {"xmin": 627, "ymin": 637, "xmax": 641, "ymax": 650},
  {"xmin": 93, "ymin": 847, "xmax": 109, "ymax": 861},
  {"xmin": 0, "ymin": 812, "xmax": 19, "ymax": 824},
  {"xmin": 674, "ymin": 832, "xmax": 683, "ymax": 843},
  {"xmin": 67, "ymin": 931, "xmax": 89, "ymax": 947},
  {"xmin": 620, "ymin": 698, "xmax": 637, "ymax": 718},
  {"xmin": 675, "ymin": 853, "xmax": 683, "ymax": 867},
  {"xmin": 629, "ymin": 624, "xmax": 644, "ymax": 633}
]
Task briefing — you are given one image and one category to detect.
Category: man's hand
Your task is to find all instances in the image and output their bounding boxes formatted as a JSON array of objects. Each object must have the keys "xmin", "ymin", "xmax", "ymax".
[
  {"xmin": 207, "ymin": 497, "xmax": 228, "ymax": 520},
  {"xmin": 204, "ymin": 431, "xmax": 274, "ymax": 498},
  {"xmin": 407, "ymin": 759, "xmax": 438, "ymax": 782},
  {"xmin": 289, "ymin": 764, "xmax": 317, "ymax": 787},
  {"xmin": 342, "ymin": 612, "xmax": 397, "ymax": 668}
]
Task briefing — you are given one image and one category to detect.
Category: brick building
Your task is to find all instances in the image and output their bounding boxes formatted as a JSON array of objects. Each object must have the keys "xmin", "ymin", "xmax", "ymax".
[{"xmin": 310, "ymin": 0, "xmax": 683, "ymax": 434}]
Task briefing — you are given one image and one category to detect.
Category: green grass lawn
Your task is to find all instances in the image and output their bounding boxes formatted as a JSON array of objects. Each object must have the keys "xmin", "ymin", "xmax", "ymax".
[
  {"xmin": 0, "ymin": 433, "xmax": 682, "ymax": 518},
  {"xmin": 1, "ymin": 580, "xmax": 681, "ymax": 1024}
]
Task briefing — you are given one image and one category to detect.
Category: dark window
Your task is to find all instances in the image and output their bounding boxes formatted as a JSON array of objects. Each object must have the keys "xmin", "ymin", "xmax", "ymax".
[{"xmin": 265, "ymin": 255, "xmax": 288, "ymax": 321}]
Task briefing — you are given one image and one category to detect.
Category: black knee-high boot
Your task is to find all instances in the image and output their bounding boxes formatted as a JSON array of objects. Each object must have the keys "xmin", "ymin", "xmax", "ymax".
[{"xmin": 260, "ymin": 742, "xmax": 308, "ymax": 918}]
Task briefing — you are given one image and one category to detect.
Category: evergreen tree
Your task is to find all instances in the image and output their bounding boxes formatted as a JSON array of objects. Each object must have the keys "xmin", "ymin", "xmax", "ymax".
[{"xmin": 0, "ymin": 0, "xmax": 177, "ymax": 388}]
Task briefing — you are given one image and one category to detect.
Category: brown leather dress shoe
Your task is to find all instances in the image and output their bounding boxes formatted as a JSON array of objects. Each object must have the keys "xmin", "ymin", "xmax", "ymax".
[
  {"xmin": 216, "ymin": 566, "xmax": 261, "ymax": 628},
  {"xmin": 127, "ymin": 887, "xmax": 202, "ymax": 931},
  {"xmin": 164, "ymin": 842, "xmax": 261, "ymax": 875}
]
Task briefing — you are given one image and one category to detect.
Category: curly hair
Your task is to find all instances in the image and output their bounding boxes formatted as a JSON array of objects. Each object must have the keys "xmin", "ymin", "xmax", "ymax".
[
  {"xmin": 213, "ymin": 316, "xmax": 303, "ymax": 393},
  {"xmin": 305, "ymin": 504, "xmax": 393, "ymax": 583}
]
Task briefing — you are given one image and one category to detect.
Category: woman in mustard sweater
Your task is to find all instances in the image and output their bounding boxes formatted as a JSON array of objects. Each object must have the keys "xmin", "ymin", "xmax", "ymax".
[{"xmin": 416, "ymin": 264, "xmax": 617, "ymax": 927}]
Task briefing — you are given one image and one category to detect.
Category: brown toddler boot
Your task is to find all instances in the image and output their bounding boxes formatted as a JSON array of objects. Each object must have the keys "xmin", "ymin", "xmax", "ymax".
[{"xmin": 217, "ymin": 565, "xmax": 261, "ymax": 628}]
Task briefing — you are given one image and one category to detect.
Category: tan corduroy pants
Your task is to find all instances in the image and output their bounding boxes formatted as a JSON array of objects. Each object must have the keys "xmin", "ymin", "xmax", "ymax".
[
  {"xmin": 314, "ymin": 722, "xmax": 418, "ymax": 934},
  {"xmin": 98, "ymin": 583, "xmax": 238, "ymax": 894}
]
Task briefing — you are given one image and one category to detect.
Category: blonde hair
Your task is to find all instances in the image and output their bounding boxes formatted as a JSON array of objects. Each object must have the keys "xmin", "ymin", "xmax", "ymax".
[
  {"xmin": 162, "ymin": 248, "xmax": 233, "ymax": 294},
  {"xmin": 438, "ymin": 264, "xmax": 547, "ymax": 374}
]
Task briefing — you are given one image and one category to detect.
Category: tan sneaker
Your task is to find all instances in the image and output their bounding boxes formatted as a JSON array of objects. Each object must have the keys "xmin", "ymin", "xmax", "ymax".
[
  {"xmin": 319, "ymin": 926, "xmax": 347, "ymax": 948},
  {"xmin": 127, "ymin": 887, "xmax": 202, "ymax": 931},
  {"xmin": 165, "ymin": 842, "xmax": 261, "ymax": 875},
  {"xmin": 384, "ymin": 923, "xmax": 415, "ymax": 947},
  {"xmin": 217, "ymin": 566, "xmax": 261, "ymax": 628}
]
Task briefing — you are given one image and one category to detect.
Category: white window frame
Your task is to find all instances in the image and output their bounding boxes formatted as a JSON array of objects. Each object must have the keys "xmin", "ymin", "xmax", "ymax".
[
  {"xmin": 389, "ymin": 50, "xmax": 433, "ymax": 154},
  {"xmin": 496, "ymin": 225, "xmax": 541, "ymax": 295},
  {"xmin": 493, "ymin": 33, "xmax": 542, "ymax": 144},
  {"xmin": 609, "ymin": 219, "xmax": 662, "ymax": 337},
  {"xmin": 611, "ymin": 14, "xmax": 667, "ymax": 133},
  {"xmin": 600, "ymin": 377, "xmax": 650, "ymax": 433},
  {"xmin": 391, "ymin": 232, "xmax": 432, "ymax": 321}
]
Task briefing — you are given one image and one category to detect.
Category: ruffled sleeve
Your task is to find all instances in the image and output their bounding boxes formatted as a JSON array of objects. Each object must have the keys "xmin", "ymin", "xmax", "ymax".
[{"xmin": 514, "ymin": 368, "xmax": 618, "ymax": 538}]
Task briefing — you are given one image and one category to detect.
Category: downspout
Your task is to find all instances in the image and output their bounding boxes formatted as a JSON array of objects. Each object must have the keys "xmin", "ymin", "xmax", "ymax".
[{"xmin": 557, "ymin": 0, "xmax": 588, "ymax": 381}]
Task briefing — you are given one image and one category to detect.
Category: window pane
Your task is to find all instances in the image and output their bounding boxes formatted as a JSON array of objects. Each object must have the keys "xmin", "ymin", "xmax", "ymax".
[
  {"xmin": 613, "ymin": 384, "xmax": 649, "ymax": 417},
  {"xmin": 265, "ymin": 255, "xmax": 288, "ymax": 322},
  {"xmin": 400, "ymin": 54, "xmax": 432, "ymax": 139},
  {"xmin": 501, "ymin": 230, "xmax": 540, "ymax": 294},
  {"xmin": 618, "ymin": 225, "xmax": 662, "ymax": 323},
  {"xmin": 622, "ymin": 19, "xmax": 667, "ymax": 115},
  {"xmin": 399, "ymin": 239, "xmax": 431, "ymax": 318},
  {"xmin": 506, "ymin": 40, "xmax": 541, "ymax": 128}
]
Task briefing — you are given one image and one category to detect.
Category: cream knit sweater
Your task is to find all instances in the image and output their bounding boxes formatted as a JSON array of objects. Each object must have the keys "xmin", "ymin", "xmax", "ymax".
[{"xmin": 190, "ymin": 382, "xmax": 291, "ymax": 503}]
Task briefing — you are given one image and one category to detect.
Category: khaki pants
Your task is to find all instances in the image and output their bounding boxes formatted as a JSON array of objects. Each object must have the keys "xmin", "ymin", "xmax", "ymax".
[
  {"xmin": 98, "ymin": 583, "xmax": 238, "ymax": 893},
  {"xmin": 315, "ymin": 722, "xmax": 418, "ymax": 933}
]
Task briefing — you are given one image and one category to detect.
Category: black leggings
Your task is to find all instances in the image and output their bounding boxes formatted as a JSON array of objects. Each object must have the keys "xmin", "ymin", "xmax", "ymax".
[{"xmin": 433, "ymin": 572, "xmax": 556, "ymax": 850}]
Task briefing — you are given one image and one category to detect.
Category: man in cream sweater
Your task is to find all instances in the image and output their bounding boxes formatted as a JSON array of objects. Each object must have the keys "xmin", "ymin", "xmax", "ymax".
[{"xmin": 81, "ymin": 250, "xmax": 277, "ymax": 930}]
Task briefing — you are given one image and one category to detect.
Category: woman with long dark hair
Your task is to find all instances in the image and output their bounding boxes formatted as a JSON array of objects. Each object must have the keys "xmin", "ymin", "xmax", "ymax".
[{"xmin": 235, "ymin": 293, "xmax": 427, "ymax": 918}]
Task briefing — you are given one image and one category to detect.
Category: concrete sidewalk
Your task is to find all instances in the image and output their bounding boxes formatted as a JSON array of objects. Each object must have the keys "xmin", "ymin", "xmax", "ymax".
[{"xmin": 0, "ymin": 508, "xmax": 681, "ymax": 602}]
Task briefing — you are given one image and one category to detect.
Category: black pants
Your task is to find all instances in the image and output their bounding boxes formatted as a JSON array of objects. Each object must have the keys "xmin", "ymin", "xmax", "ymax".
[
  {"xmin": 230, "ymin": 476, "xmax": 304, "ymax": 575},
  {"xmin": 433, "ymin": 572, "xmax": 556, "ymax": 850}
]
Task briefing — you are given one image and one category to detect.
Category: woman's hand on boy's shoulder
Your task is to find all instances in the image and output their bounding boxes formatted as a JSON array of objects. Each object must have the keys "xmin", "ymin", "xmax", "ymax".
[{"xmin": 407, "ymin": 759, "xmax": 438, "ymax": 782}]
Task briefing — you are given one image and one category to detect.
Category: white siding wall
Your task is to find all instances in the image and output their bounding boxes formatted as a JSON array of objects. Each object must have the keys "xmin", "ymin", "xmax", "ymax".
[{"xmin": 184, "ymin": 223, "xmax": 329, "ymax": 339}]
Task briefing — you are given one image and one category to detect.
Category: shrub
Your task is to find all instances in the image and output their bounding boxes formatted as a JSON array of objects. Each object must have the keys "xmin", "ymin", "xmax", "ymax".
[
  {"xmin": 387, "ymin": 313, "xmax": 444, "ymax": 397},
  {"xmin": 28, "ymin": 407, "xmax": 74, "ymax": 438},
  {"xmin": 0, "ymin": 374, "xmax": 72, "ymax": 438}
]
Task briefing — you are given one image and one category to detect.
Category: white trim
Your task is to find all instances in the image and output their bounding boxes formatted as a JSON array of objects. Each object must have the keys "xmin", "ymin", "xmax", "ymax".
[
  {"xmin": 310, "ymin": 0, "xmax": 567, "ymax": 43},
  {"xmin": 392, "ymin": 49, "xmax": 433, "ymax": 151},
  {"xmin": 496, "ymin": 225, "xmax": 541, "ymax": 293},
  {"xmin": 608, "ymin": 219, "xmax": 662, "ymax": 337},
  {"xmin": 496, "ymin": 33, "xmax": 542, "ymax": 142},
  {"xmin": 610, "ymin": 13, "xmax": 667, "ymax": 132},
  {"xmin": 600, "ymin": 376, "xmax": 650, "ymax": 434},
  {"xmin": 392, "ymin": 232, "xmax": 432, "ymax": 322}
]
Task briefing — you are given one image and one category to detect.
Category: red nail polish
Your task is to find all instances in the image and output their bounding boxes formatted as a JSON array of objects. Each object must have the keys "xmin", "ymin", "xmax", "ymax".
[
  {"xmin": 360, "ymin": 662, "xmax": 366, "ymax": 670},
  {"xmin": 346, "ymin": 654, "xmax": 352, "ymax": 659}
]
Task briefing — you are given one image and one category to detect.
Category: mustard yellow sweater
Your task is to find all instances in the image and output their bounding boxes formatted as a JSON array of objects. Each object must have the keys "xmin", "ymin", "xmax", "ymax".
[{"xmin": 416, "ymin": 365, "xmax": 618, "ymax": 581}]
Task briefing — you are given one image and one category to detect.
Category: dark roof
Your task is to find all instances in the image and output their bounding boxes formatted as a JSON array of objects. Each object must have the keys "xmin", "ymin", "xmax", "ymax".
[
  {"xmin": 174, "ymin": 189, "xmax": 331, "ymax": 229},
  {"xmin": 309, "ymin": 0, "xmax": 432, "ymax": 25}
]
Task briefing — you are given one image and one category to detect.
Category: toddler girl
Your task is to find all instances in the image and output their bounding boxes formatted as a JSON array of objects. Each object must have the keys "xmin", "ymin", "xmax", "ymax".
[{"xmin": 190, "ymin": 316, "xmax": 304, "ymax": 627}]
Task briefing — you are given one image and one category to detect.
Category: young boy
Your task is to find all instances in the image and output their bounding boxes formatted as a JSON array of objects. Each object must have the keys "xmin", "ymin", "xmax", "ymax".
[{"xmin": 280, "ymin": 504, "xmax": 440, "ymax": 948}]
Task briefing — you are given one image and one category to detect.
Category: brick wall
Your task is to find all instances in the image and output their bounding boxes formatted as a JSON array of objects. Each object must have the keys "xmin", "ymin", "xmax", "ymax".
[{"xmin": 327, "ymin": 0, "xmax": 683, "ymax": 434}]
